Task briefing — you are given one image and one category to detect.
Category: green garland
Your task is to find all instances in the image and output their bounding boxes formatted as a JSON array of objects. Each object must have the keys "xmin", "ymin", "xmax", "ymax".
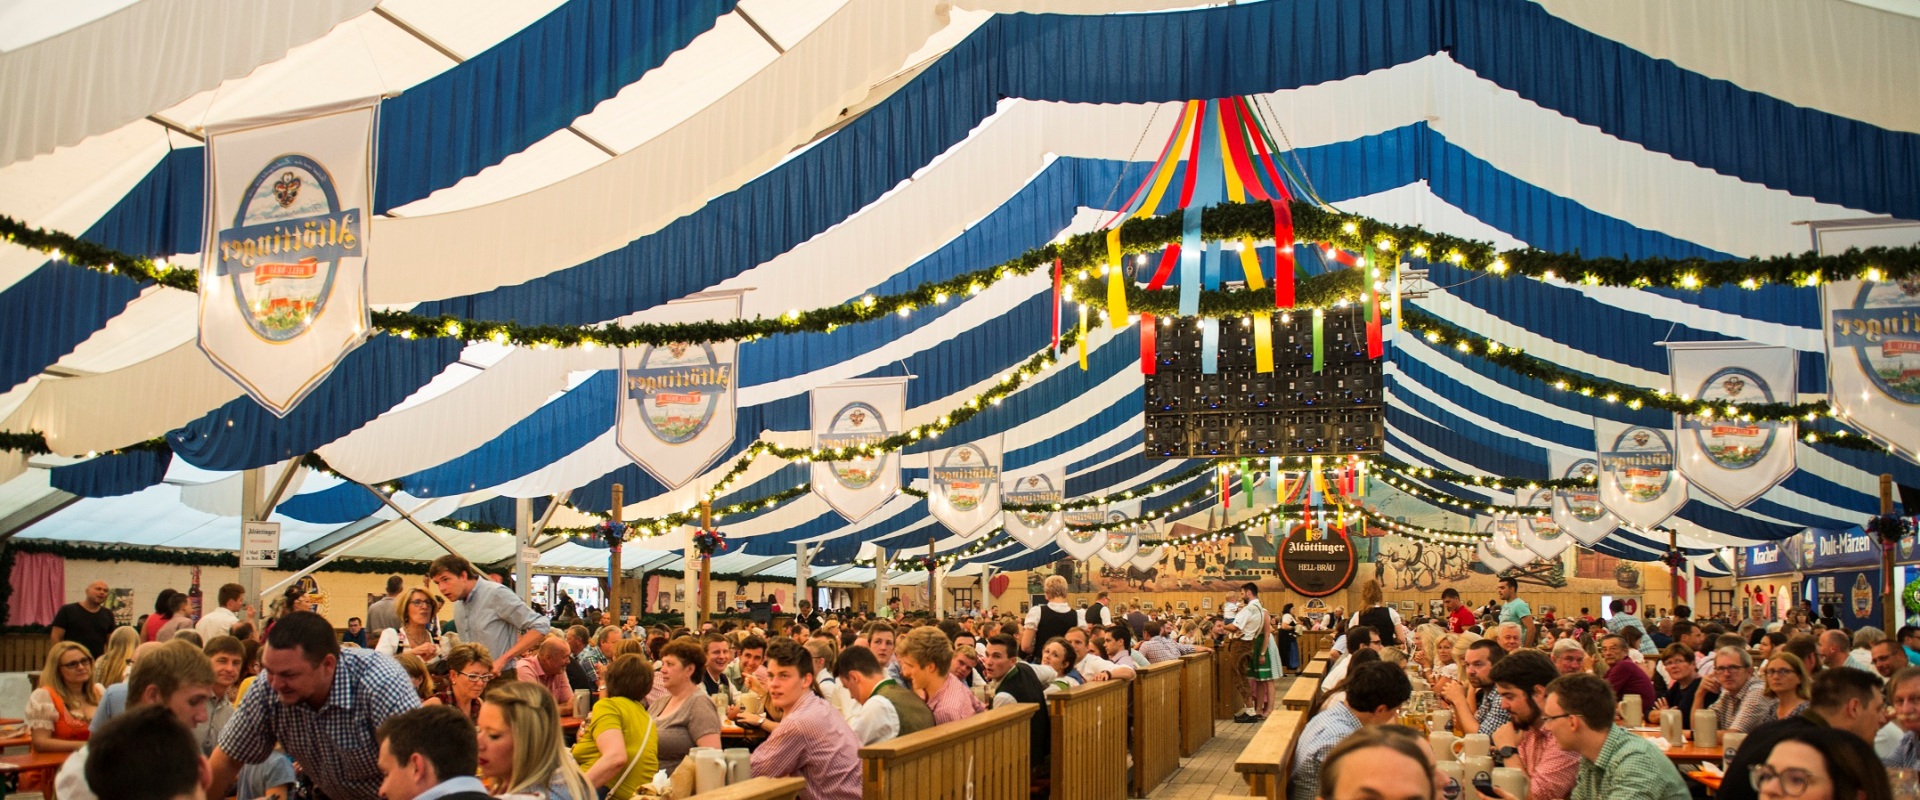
[
  {"xmin": 12, "ymin": 197, "xmax": 1912, "ymax": 352},
  {"xmin": 1375, "ymin": 457, "xmax": 1593, "ymax": 491},
  {"xmin": 1378, "ymin": 469, "xmax": 1547, "ymax": 514},
  {"xmin": 1398, "ymin": 308, "xmax": 1893, "ymax": 453},
  {"xmin": 3, "ymin": 538, "xmax": 427, "ymax": 575}
]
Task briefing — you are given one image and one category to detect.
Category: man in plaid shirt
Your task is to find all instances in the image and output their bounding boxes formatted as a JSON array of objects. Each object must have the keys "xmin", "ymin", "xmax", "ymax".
[
  {"xmin": 747, "ymin": 639, "xmax": 861, "ymax": 800},
  {"xmin": 209, "ymin": 612, "xmax": 421, "ymax": 800},
  {"xmin": 1489, "ymin": 650, "xmax": 1580, "ymax": 800},
  {"xmin": 1139, "ymin": 620, "xmax": 1206, "ymax": 665}
]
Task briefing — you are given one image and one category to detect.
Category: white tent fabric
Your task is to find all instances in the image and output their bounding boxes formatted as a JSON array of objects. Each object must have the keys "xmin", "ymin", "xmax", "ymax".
[{"xmin": 0, "ymin": 0, "xmax": 380, "ymax": 168}]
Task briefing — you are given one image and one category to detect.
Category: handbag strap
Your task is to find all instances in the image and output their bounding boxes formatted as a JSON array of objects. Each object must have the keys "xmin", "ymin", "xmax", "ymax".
[{"xmin": 604, "ymin": 703, "xmax": 654, "ymax": 796}]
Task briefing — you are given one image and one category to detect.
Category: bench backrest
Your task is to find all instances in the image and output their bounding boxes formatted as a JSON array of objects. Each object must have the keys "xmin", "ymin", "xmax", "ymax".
[
  {"xmin": 1180, "ymin": 651, "xmax": 1216, "ymax": 756},
  {"xmin": 859, "ymin": 703, "xmax": 1038, "ymax": 800},
  {"xmin": 686, "ymin": 777, "xmax": 808, "ymax": 800},
  {"xmin": 1233, "ymin": 708, "xmax": 1305, "ymax": 800},
  {"xmin": 1131, "ymin": 661, "xmax": 1183, "ymax": 796},
  {"xmin": 1050, "ymin": 678, "xmax": 1130, "ymax": 800}
]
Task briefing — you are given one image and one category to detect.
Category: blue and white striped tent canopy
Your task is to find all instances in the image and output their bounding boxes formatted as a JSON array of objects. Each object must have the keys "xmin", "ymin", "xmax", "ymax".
[{"xmin": 3, "ymin": 0, "xmax": 1918, "ymax": 581}]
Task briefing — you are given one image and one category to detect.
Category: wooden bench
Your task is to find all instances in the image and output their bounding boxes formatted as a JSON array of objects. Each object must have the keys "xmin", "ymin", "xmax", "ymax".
[
  {"xmin": 1180, "ymin": 651, "xmax": 1216, "ymax": 756},
  {"xmin": 1279, "ymin": 677, "xmax": 1318, "ymax": 711},
  {"xmin": 1130, "ymin": 661, "xmax": 1183, "ymax": 797},
  {"xmin": 1233, "ymin": 709, "xmax": 1306, "ymax": 800},
  {"xmin": 1050, "ymin": 678, "xmax": 1131, "ymax": 800},
  {"xmin": 859, "ymin": 703, "xmax": 1037, "ymax": 800},
  {"xmin": 1312, "ymin": 649, "xmax": 1334, "ymax": 663},
  {"xmin": 1299, "ymin": 659, "xmax": 1327, "ymax": 680},
  {"xmin": 1215, "ymin": 639, "xmax": 1249, "ymax": 720},
  {"xmin": 687, "ymin": 777, "xmax": 808, "ymax": 800}
]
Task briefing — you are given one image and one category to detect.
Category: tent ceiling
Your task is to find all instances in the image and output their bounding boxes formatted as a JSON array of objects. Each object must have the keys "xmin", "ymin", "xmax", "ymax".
[{"xmin": 2, "ymin": 0, "xmax": 1917, "ymax": 577}]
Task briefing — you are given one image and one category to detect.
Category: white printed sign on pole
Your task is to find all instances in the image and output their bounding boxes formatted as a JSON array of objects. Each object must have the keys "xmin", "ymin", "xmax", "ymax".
[
  {"xmin": 927, "ymin": 436, "xmax": 1003, "ymax": 539},
  {"xmin": 1595, "ymin": 418, "xmax": 1689, "ymax": 531},
  {"xmin": 201, "ymin": 98, "xmax": 378, "ymax": 416},
  {"xmin": 616, "ymin": 292, "xmax": 743, "ymax": 489},
  {"xmin": 1668, "ymin": 342, "xmax": 1798, "ymax": 508},
  {"xmin": 241, "ymin": 521, "xmax": 282, "ymax": 567},
  {"xmin": 810, "ymin": 378, "xmax": 908, "ymax": 522},
  {"xmin": 1002, "ymin": 469, "xmax": 1066, "ymax": 550}
]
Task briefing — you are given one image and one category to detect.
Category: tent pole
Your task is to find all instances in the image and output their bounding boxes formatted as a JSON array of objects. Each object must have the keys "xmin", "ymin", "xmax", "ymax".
[
  {"xmin": 1884, "ymin": 474, "xmax": 1898, "ymax": 635},
  {"xmin": 699, "ymin": 500, "xmax": 712, "ymax": 626},
  {"xmin": 873, "ymin": 547, "xmax": 888, "ymax": 616},
  {"xmin": 515, "ymin": 498, "xmax": 534, "ymax": 604},
  {"xmin": 240, "ymin": 468, "xmax": 263, "ymax": 607},
  {"xmin": 610, "ymin": 484, "xmax": 624, "ymax": 621},
  {"xmin": 795, "ymin": 543, "xmax": 814, "ymax": 617},
  {"xmin": 356, "ymin": 482, "xmax": 460, "ymax": 556},
  {"xmin": 929, "ymin": 536, "xmax": 942, "ymax": 619}
]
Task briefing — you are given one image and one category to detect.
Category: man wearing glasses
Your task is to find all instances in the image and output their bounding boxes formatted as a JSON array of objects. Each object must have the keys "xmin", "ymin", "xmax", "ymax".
[
  {"xmin": 1534, "ymin": 673, "xmax": 1690, "ymax": 800},
  {"xmin": 1695, "ymin": 645, "xmax": 1763, "ymax": 730}
]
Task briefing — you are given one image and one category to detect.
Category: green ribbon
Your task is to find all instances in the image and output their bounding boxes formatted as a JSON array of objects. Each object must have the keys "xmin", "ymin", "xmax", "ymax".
[{"xmin": 1312, "ymin": 309, "xmax": 1325, "ymax": 373}]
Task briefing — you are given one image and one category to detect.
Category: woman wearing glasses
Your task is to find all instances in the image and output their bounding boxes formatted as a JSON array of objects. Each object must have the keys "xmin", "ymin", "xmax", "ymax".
[
  {"xmin": 1751, "ymin": 727, "xmax": 1892, "ymax": 800},
  {"xmin": 437, "ymin": 643, "xmax": 497, "ymax": 721},
  {"xmin": 27, "ymin": 642, "xmax": 102, "ymax": 753},
  {"xmin": 1736, "ymin": 652, "xmax": 1812, "ymax": 733},
  {"xmin": 375, "ymin": 588, "xmax": 444, "ymax": 662}
]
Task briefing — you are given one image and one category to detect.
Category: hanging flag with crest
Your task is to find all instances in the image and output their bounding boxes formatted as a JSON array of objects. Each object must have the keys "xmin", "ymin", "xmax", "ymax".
[
  {"xmin": 1595, "ymin": 418, "xmax": 1689, "ymax": 530},
  {"xmin": 1481, "ymin": 500, "xmax": 1535, "ymax": 566},
  {"xmin": 616, "ymin": 292, "xmax": 742, "ymax": 489},
  {"xmin": 1475, "ymin": 540, "xmax": 1512, "ymax": 574},
  {"xmin": 1002, "ymin": 468, "xmax": 1065, "ymax": 549},
  {"xmin": 926, "ymin": 435, "xmax": 1004, "ymax": 539},
  {"xmin": 1822, "ymin": 271, "xmax": 1920, "ymax": 461},
  {"xmin": 1097, "ymin": 499, "xmax": 1145, "ymax": 567},
  {"xmin": 201, "ymin": 98, "xmax": 378, "ymax": 416},
  {"xmin": 1549, "ymin": 451, "xmax": 1618, "ymax": 546},
  {"xmin": 1515, "ymin": 485, "xmax": 1571, "ymax": 559},
  {"xmin": 1058, "ymin": 502, "xmax": 1108, "ymax": 561},
  {"xmin": 1131, "ymin": 542, "xmax": 1166, "ymax": 571},
  {"xmin": 1667, "ymin": 342, "xmax": 1798, "ymax": 508},
  {"xmin": 810, "ymin": 378, "xmax": 907, "ymax": 522}
]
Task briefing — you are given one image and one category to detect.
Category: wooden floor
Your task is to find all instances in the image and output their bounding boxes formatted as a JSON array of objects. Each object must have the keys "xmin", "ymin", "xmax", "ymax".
[{"xmin": 1145, "ymin": 675, "xmax": 1299, "ymax": 800}]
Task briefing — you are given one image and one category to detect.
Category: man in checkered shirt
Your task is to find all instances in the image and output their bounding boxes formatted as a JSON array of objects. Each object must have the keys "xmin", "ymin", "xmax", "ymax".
[{"xmin": 208, "ymin": 612, "xmax": 421, "ymax": 800}]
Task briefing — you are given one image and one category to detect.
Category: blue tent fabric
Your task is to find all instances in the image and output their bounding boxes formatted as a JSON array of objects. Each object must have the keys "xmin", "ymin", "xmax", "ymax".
[{"xmin": 49, "ymin": 448, "xmax": 172, "ymax": 498}]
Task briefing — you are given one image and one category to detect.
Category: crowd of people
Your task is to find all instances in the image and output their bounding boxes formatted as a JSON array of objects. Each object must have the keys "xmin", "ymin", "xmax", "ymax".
[
  {"xmin": 37, "ymin": 563, "xmax": 1233, "ymax": 800},
  {"xmin": 1286, "ymin": 576, "xmax": 1913, "ymax": 800}
]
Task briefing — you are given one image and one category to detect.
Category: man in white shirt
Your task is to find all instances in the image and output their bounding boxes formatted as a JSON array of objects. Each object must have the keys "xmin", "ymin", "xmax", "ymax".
[
  {"xmin": 195, "ymin": 583, "xmax": 249, "ymax": 642},
  {"xmin": 1228, "ymin": 582, "xmax": 1278, "ymax": 722},
  {"xmin": 832, "ymin": 645, "xmax": 933, "ymax": 745},
  {"xmin": 1321, "ymin": 625, "xmax": 1383, "ymax": 693},
  {"xmin": 1063, "ymin": 627, "xmax": 1135, "ymax": 682}
]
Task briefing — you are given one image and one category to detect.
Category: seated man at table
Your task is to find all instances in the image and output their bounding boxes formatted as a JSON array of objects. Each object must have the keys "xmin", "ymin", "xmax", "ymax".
[
  {"xmin": 513, "ymin": 636, "xmax": 576, "ymax": 716},
  {"xmin": 1540, "ymin": 673, "xmax": 1689, "ymax": 800},
  {"xmin": 59, "ymin": 641, "xmax": 219, "ymax": 800},
  {"xmin": 899, "ymin": 626, "xmax": 980, "ymax": 724},
  {"xmin": 1488, "ymin": 650, "xmax": 1579, "ymax": 800},
  {"xmin": 1716, "ymin": 666, "xmax": 1886, "ymax": 800},
  {"xmin": 750, "ymin": 639, "xmax": 862, "ymax": 800},
  {"xmin": 83, "ymin": 705, "xmax": 206, "ymax": 800},
  {"xmin": 1288, "ymin": 661, "xmax": 1411, "ymax": 800},
  {"xmin": 832, "ymin": 645, "xmax": 933, "ymax": 745},
  {"xmin": 981, "ymin": 635, "xmax": 1052, "ymax": 785},
  {"xmin": 1063, "ymin": 627, "xmax": 1135, "ymax": 683},
  {"xmin": 1598, "ymin": 634, "xmax": 1656, "ymax": 710}
]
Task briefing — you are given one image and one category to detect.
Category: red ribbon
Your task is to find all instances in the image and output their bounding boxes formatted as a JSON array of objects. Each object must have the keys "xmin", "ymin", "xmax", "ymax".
[
  {"xmin": 1145, "ymin": 243, "xmax": 1180, "ymax": 291},
  {"xmin": 1139, "ymin": 312, "xmax": 1157, "ymax": 375},
  {"xmin": 1052, "ymin": 257, "xmax": 1062, "ymax": 353}
]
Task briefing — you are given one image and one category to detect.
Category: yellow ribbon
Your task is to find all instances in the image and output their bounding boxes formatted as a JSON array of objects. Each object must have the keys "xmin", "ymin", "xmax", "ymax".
[
  {"xmin": 1077, "ymin": 304, "xmax": 1089, "ymax": 370},
  {"xmin": 1252, "ymin": 311, "xmax": 1274, "ymax": 373},
  {"xmin": 1106, "ymin": 227, "xmax": 1128, "ymax": 328},
  {"xmin": 1135, "ymin": 100, "xmax": 1199, "ymax": 219}
]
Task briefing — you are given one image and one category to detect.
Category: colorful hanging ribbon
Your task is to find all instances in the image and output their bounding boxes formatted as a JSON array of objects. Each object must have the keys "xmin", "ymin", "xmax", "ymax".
[
  {"xmin": 1363, "ymin": 244, "xmax": 1383, "ymax": 359},
  {"xmin": 1106, "ymin": 227, "xmax": 1129, "ymax": 328},
  {"xmin": 1311, "ymin": 308, "xmax": 1325, "ymax": 373},
  {"xmin": 1140, "ymin": 313, "xmax": 1157, "ymax": 375},
  {"xmin": 1052, "ymin": 257, "xmax": 1063, "ymax": 355},
  {"xmin": 1077, "ymin": 304, "xmax": 1088, "ymax": 371}
]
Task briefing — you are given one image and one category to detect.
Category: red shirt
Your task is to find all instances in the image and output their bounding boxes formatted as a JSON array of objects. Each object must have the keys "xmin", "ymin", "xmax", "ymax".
[{"xmin": 1447, "ymin": 605, "xmax": 1478, "ymax": 634}]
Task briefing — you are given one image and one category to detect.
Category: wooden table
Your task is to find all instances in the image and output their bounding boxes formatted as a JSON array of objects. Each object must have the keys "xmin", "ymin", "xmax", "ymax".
[
  {"xmin": 1633, "ymin": 729, "xmax": 1730, "ymax": 763},
  {"xmin": 562, "ymin": 716, "xmax": 582, "ymax": 732},
  {"xmin": 0, "ymin": 750, "xmax": 70, "ymax": 799}
]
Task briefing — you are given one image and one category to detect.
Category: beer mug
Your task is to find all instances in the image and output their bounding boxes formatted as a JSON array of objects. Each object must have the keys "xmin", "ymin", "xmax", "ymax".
[
  {"xmin": 1429, "ymin": 709, "xmax": 1454, "ymax": 736},
  {"xmin": 1657, "ymin": 708, "xmax": 1684, "ymax": 744},
  {"xmin": 1693, "ymin": 710, "xmax": 1719, "ymax": 748},
  {"xmin": 1429, "ymin": 731, "xmax": 1457, "ymax": 762},
  {"xmin": 1720, "ymin": 732, "xmax": 1747, "ymax": 773},
  {"xmin": 1456, "ymin": 733, "xmax": 1491, "ymax": 760},
  {"xmin": 741, "ymin": 692, "xmax": 764, "ymax": 716},
  {"xmin": 1436, "ymin": 761, "xmax": 1467, "ymax": 800},
  {"xmin": 1491, "ymin": 767, "xmax": 1529, "ymax": 800},
  {"xmin": 1461, "ymin": 755, "xmax": 1494, "ymax": 800},
  {"xmin": 1616, "ymin": 695, "xmax": 1643, "ymax": 727}
]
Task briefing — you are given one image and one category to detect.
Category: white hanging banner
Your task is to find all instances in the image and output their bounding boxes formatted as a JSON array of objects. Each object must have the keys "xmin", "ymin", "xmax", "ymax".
[
  {"xmin": 1668, "ymin": 342, "xmax": 1798, "ymax": 508},
  {"xmin": 1097, "ymin": 500, "xmax": 1145, "ymax": 567},
  {"xmin": 1823, "ymin": 279, "xmax": 1920, "ymax": 462},
  {"xmin": 200, "ymin": 98, "xmax": 377, "ymax": 416},
  {"xmin": 1595, "ymin": 418, "xmax": 1689, "ymax": 530},
  {"xmin": 1476, "ymin": 540, "xmax": 1512, "ymax": 573},
  {"xmin": 926, "ymin": 435, "xmax": 1004, "ymax": 539},
  {"xmin": 1057, "ymin": 502, "xmax": 1108, "ymax": 561},
  {"xmin": 1515, "ymin": 486, "xmax": 1572, "ymax": 559},
  {"xmin": 616, "ymin": 292, "xmax": 742, "ymax": 490},
  {"xmin": 1002, "ymin": 468, "xmax": 1065, "ymax": 550},
  {"xmin": 1550, "ymin": 452, "xmax": 1618, "ymax": 546},
  {"xmin": 810, "ymin": 378, "xmax": 907, "ymax": 523},
  {"xmin": 1481, "ymin": 501, "xmax": 1535, "ymax": 566},
  {"xmin": 1130, "ymin": 542, "xmax": 1166, "ymax": 571}
]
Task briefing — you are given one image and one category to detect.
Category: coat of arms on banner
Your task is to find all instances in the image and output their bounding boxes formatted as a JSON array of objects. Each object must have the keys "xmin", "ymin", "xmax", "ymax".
[
  {"xmin": 810, "ymin": 378, "xmax": 907, "ymax": 522},
  {"xmin": 1516, "ymin": 486, "xmax": 1570, "ymax": 559},
  {"xmin": 1002, "ymin": 470, "xmax": 1065, "ymax": 549},
  {"xmin": 201, "ymin": 99, "xmax": 377, "ymax": 415},
  {"xmin": 1550, "ymin": 453, "xmax": 1618, "ymax": 546},
  {"xmin": 1824, "ymin": 278, "xmax": 1920, "ymax": 461},
  {"xmin": 1482, "ymin": 504, "xmax": 1534, "ymax": 566},
  {"xmin": 616, "ymin": 292, "xmax": 742, "ymax": 489},
  {"xmin": 926, "ymin": 436, "xmax": 1003, "ymax": 538},
  {"xmin": 1100, "ymin": 530, "xmax": 1140, "ymax": 567},
  {"xmin": 1668, "ymin": 343, "xmax": 1798, "ymax": 508},
  {"xmin": 1476, "ymin": 540, "xmax": 1511, "ymax": 573},
  {"xmin": 1057, "ymin": 503, "xmax": 1107, "ymax": 561},
  {"xmin": 1596, "ymin": 419, "xmax": 1689, "ymax": 530}
]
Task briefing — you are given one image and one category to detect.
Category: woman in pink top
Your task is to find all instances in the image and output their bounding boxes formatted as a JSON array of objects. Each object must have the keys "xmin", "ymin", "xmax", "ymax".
[{"xmin": 899, "ymin": 626, "xmax": 981, "ymax": 724}]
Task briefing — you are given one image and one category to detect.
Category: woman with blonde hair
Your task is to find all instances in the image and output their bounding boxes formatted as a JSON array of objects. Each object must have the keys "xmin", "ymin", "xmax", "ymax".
[
  {"xmin": 394, "ymin": 652, "xmax": 439, "ymax": 704},
  {"xmin": 27, "ymin": 642, "xmax": 102, "ymax": 752},
  {"xmin": 93, "ymin": 626, "xmax": 140, "ymax": 686},
  {"xmin": 478, "ymin": 680, "xmax": 594, "ymax": 800},
  {"xmin": 375, "ymin": 587, "xmax": 443, "ymax": 661},
  {"xmin": 1353, "ymin": 579, "xmax": 1408, "ymax": 648}
]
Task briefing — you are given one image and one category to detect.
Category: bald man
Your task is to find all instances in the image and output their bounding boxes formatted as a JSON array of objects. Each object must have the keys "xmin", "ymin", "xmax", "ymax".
[
  {"xmin": 514, "ymin": 636, "xmax": 577, "ymax": 714},
  {"xmin": 51, "ymin": 580, "xmax": 116, "ymax": 658}
]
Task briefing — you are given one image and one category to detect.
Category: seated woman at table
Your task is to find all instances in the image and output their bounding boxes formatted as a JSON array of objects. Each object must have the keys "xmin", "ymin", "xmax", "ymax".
[
  {"xmin": 749, "ymin": 639, "xmax": 862, "ymax": 800},
  {"xmin": 1652, "ymin": 644, "xmax": 1705, "ymax": 730},
  {"xmin": 436, "ymin": 643, "xmax": 495, "ymax": 721},
  {"xmin": 572, "ymin": 655, "xmax": 659, "ymax": 800},
  {"xmin": 27, "ymin": 641, "xmax": 102, "ymax": 752},
  {"xmin": 1735, "ymin": 652, "xmax": 1811, "ymax": 733},
  {"xmin": 478, "ymin": 680, "xmax": 593, "ymax": 800},
  {"xmin": 1038, "ymin": 638, "xmax": 1082, "ymax": 694},
  {"xmin": 394, "ymin": 652, "xmax": 441, "ymax": 706},
  {"xmin": 646, "ymin": 637, "xmax": 722, "ymax": 774},
  {"xmin": 1752, "ymin": 727, "xmax": 1893, "ymax": 800},
  {"xmin": 375, "ymin": 587, "xmax": 443, "ymax": 662}
]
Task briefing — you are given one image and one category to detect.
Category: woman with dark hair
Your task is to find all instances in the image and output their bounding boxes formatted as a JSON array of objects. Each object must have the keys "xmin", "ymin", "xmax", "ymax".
[
  {"xmin": 1751, "ymin": 727, "xmax": 1892, "ymax": 800},
  {"xmin": 1276, "ymin": 603, "xmax": 1301, "ymax": 672},
  {"xmin": 573, "ymin": 655, "xmax": 659, "ymax": 800},
  {"xmin": 1316, "ymin": 724, "xmax": 1437, "ymax": 800},
  {"xmin": 153, "ymin": 592, "xmax": 195, "ymax": 641},
  {"xmin": 142, "ymin": 589, "xmax": 180, "ymax": 642},
  {"xmin": 646, "ymin": 637, "xmax": 722, "ymax": 774}
]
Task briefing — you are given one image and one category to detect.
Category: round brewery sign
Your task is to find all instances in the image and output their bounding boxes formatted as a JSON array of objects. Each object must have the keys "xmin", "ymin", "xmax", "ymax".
[
  {"xmin": 224, "ymin": 155, "xmax": 353, "ymax": 342},
  {"xmin": 821, "ymin": 402, "xmax": 889, "ymax": 489},
  {"xmin": 1278, "ymin": 525, "xmax": 1356, "ymax": 597}
]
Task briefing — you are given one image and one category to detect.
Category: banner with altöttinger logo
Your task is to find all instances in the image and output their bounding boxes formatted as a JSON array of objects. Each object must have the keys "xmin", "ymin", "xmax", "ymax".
[
  {"xmin": 1002, "ymin": 469, "xmax": 1065, "ymax": 550},
  {"xmin": 1550, "ymin": 451, "xmax": 1619, "ymax": 546},
  {"xmin": 1823, "ymin": 278, "xmax": 1920, "ymax": 462},
  {"xmin": 1668, "ymin": 342, "xmax": 1797, "ymax": 508},
  {"xmin": 616, "ymin": 292, "xmax": 742, "ymax": 489},
  {"xmin": 1097, "ymin": 499, "xmax": 1144, "ymax": 567},
  {"xmin": 1058, "ymin": 503, "xmax": 1108, "ymax": 561},
  {"xmin": 926, "ymin": 435, "xmax": 1003, "ymax": 539},
  {"xmin": 810, "ymin": 378, "xmax": 908, "ymax": 523},
  {"xmin": 1595, "ymin": 418, "xmax": 1690, "ymax": 531}
]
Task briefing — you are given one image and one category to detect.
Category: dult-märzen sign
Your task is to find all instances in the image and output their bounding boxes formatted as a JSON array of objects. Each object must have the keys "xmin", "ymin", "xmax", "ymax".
[{"xmin": 1278, "ymin": 527, "xmax": 1356, "ymax": 597}]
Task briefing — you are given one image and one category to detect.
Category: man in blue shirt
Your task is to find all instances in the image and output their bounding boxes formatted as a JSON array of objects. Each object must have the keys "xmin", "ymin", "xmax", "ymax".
[
  {"xmin": 1605, "ymin": 600, "xmax": 1657, "ymax": 656},
  {"xmin": 1289, "ymin": 661, "xmax": 1412, "ymax": 800},
  {"xmin": 429, "ymin": 555, "xmax": 551, "ymax": 674},
  {"xmin": 376, "ymin": 705, "xmax": 491, "ymax": 800}
]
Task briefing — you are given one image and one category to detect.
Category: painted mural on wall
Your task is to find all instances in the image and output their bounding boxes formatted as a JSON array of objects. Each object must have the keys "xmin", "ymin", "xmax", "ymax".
[{"xmin": 1025, "ymin": 520, "xmax": 1380, "ymax": 595}]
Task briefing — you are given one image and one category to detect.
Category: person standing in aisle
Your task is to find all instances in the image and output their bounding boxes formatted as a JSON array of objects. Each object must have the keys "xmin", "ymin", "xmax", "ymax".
[
  {"xmin": 52, "ymin": 581, "xmax": 117, "ymax": 657},
  {"xmin": 1227, "ymin": 582, "xmax": 1281, "ymax": 723},
  {"xmin": 429, "ymin": 555, "xmax": 550, "ymax": 675},
  {"xmin": 1497, "ymin": 577, "xmax": 1535, "ymax": 648}
]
